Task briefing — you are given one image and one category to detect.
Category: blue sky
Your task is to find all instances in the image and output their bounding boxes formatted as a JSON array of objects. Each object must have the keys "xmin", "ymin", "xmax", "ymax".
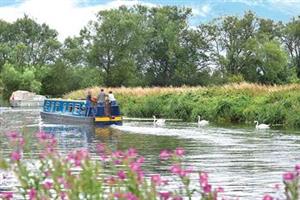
[{"xmin": 0, "ymin": 0, "xmax": 299, "ymax": 40}]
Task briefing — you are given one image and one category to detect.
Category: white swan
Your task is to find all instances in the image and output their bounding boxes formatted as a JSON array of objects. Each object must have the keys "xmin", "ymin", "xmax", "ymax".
[
  {"xmin": 254, "ymin": 121, "xmax": 270, "ymax": 129},
  {"xmin": 198, "ymin": 115, "xmax": 209, "ymax": 127},
  {"xmin": 153, "ymin": 115, "xmax": 165, "ymax": 126}
]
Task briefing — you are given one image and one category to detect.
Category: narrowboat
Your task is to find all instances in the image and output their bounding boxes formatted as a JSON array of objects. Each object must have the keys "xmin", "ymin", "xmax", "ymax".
[
  {"xmin": 40, "ymin": 99, "xmax": 122, "ymax": 126},
  {"xmin": 10, "ymin": 90, "xmax": 46, "ymax": 107}
]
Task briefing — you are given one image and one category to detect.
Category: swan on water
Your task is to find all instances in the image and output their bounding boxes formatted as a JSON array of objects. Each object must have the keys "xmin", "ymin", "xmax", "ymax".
[
  {"xmin": 254, "ymin": 121, "xmax": 270, "ymax": 129},
  {"xmin": 198, "ymin": 115, "xmax": 209, "ymax": 127},
  {"xmin": 153, "ymin": 115, "xmax": 165, "ymax": 126}
]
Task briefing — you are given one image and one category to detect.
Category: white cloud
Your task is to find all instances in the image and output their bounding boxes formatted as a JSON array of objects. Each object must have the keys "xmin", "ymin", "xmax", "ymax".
[
  {"xmin": 223, "ymin": 0, "xmax": 264, "ymax": 6},
  {"xmin": 192, "ymin": 4, "xmax": 211, "ymax": 17},
  {"xmin": 0, "ymin": 0, "xmax": 156, "ymax": 41},
  {"xmin": 267, "ymin": 0, "xmax": 300, "ymax": 16}
]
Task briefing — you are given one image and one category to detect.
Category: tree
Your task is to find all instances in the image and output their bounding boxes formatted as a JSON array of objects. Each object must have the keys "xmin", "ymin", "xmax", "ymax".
[
  {"xmin": 144, "ymin": 6, "xmax": 193, "ymax": 86},
  {"xmin": 8, "ymin": 15, "xmax": 61, "ymax": 68},
  {"xmin": 0, "ymin": 63, "xmax": 41, "ymax": 98},
  {"xmin": 282, "ymin": 17, "xmax": 300, "ymax": 77},
  {"xmin": 82, "ymin": 6, "xmax": 147, "ymax": 86},
  {"xmin": 243, "ymin": 40, "xmax": 289, "ymax": 84}
]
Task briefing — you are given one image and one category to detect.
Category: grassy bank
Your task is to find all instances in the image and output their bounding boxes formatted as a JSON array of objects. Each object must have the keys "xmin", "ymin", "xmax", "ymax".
[{"xmin": 64, "ymin": 83, "xmax": 300, "ymax": 128}]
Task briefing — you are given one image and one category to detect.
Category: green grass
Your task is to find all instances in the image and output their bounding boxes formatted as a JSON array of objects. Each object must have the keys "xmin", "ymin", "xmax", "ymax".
[{"xmin": 64, "ymin": 83, "xmax": 300, "ymax": 128}]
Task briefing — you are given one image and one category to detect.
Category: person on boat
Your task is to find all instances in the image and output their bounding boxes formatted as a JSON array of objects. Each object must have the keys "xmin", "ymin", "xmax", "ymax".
[
  {"xmin": 108, "ymin": 91, "xmax": 116, "ymax": 105},
  {"xmin": 86, "ymin": 90, "xmax": 96, "ymax": 116},
  {"xmin": 104, "ymin": 95, "xmax": 111, "ymax": 116},
  {"xmin": 97, "ymin": 89, "xmax": 106, "ymax": 105}
]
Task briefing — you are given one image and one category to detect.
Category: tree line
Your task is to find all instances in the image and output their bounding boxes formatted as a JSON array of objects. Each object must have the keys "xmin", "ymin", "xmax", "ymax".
[{"xmin": 0, "ymin": 5, "xmax": 299, "ymax": 98}]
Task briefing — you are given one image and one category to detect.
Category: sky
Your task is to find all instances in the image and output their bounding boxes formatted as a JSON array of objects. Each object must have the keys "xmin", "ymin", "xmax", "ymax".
[{"xmin": 0, "ymin": 0, "xmax": 299, "ymax": 41}]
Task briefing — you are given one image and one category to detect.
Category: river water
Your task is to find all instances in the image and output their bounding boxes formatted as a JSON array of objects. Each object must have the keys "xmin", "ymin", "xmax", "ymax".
[{"xmin": 0, "ymin": 107, "xmax": 300, "ymax": 199}]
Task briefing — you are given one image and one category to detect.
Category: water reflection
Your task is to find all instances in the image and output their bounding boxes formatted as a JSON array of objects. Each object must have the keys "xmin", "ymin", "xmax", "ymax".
[{"xmin": 1, "ymin": 108, "xmax": 300, "ymax": 199}]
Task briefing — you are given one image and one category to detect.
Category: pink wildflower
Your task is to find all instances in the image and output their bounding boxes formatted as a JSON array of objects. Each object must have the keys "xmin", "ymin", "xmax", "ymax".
[
  {"xmin": 137, "ymin": 170, "xmax": 144, "ymax": 182},
  {"xmin": 58, "ymin": 177, "xmax": 70, "ymax": 189},
  {"xmin": 124, "ymin": 192, "xmax": 138, "ymax": 200},
  {"xmin": 203, "ymin": 184, "xmax": 212, "ymax": 193},
  {"xmin": 67, "ymin": 149, "xmax": 89, "ymax": 167},
  {"xmin": 199, "ymin": 171, "xmax": 209, "ymax": 187},
  {"xmin": 217, "ymin": 187, "xmax": 224, "ymax": 192},
  {"xmin": 112, "ymin": 150, "xmax": 125, "ymax": 159},
  {"xmin": 127, "ymin": 148, "xmax": 138, "ymax": 158},
  {"xmin": 283, "ymin": 172, "xmax": 295, "ymax": 181},
  {"xmin": 114, "ymin": 193, "xmax": 122, "ymax": 198},
  {"xmin": 295, "ymin": 164, "xmax": 300, "ymax": 173},
  {"xmin": 106, "ymin": 176, "xmax": 117, "ymax": 185},
  {"xmin": 180, "ymin": 167, "xmax": 193, "ymax": 177},
  {"xmin": 96, "ymin": 143, "xmax": 106, "ymax": 153},
  {"xmin": 10, "ymin": 151, "xmax": 21, "ymax": 161},
  {"xmin": 6, "ymin": 131, "xmax": 19, "ymax": 140},
  {"xmin": 28, "ymin": 188, "xmax": 37, "ymax": 200},
  {"xmin": 151, "ymin": 174, "xmax": 163, "ymax": 186},
  {"xmin": 136, "ymin": 156, "xmax": 145, "ymax": 163},
  {"xmin": 18, "ymin": 137, "xmax": 25, "ymax": 147},
  {"xmin": 43, "ymin": 181, "xmax": 53, "ymax": 190},
  {"xmin": 44, "ymin": 170, "xmax": 51, "ymax": 177},
  {"xmin": 60, "ymin": 192, "xmax": 67, "ymax": 200},
  {"xmin": 262, "ymin": 194, "xmax": 273, "ymax": 200},
  {"xmin": 174, "ymin": 147, "xmax": 185, "ymax": 157},
  {"xmin": 170, "ymin": 164, "xmax": 182, "ymax": 175},
  {"xmin": 159, "ymin": 192, "xmax": 171, "ymax": 200},
  {"xmin": 160, "ymin": 150, "xmax": 172, "ymax": 160},
  {"xmin": 0, "ymin": 192, "xmax": 13, "ymax": 200},
  {"xmin": 117, "ymin": 170, "xmax": 126, "ymax": 180},
  {"xmin": 274, "ymin": 183, "xmax": 280, "ymax": 190},
  {"xmin": 36, "ymin": 132, "xmax": 49, "ymax": 141},
  {"xmin": 130, "ymin": 162, "xmax": 141, "ymax": 172},
  {"xmin": 114, "ymin": 159, "xmax": 122, "ymax": 165}
]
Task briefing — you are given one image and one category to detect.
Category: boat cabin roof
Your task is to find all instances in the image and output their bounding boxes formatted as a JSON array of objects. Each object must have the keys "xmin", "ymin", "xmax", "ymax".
[{"xmin": 45, "ymin": 99, "xmax": 85, "ymax": 103}]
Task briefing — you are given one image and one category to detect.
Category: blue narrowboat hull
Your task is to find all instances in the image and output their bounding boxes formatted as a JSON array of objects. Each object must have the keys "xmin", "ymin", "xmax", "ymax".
[
  {"xmin": 41, "ymin": 99, "xmax": 122, "ymax": 126},
  {"xmin": 40, "ymin": 111, "xmax": 94, "ymax": 124}
]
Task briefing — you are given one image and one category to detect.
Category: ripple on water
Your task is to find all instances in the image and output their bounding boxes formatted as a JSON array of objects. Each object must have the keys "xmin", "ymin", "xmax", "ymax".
[{"xmin": 1, "ymin": 110, "xmax": 300, "ymax": 199}]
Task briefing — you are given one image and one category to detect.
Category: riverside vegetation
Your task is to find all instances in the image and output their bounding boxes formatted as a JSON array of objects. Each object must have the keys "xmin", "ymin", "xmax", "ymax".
[
  {"xmin": 65, "ymin": 83, "xmax": 300, "ymax": 129},
  {"xmin": 0, "ymin": 6, "xmax": 300, "ymax": 99},
  {"xmin": 0, "ymin": 131, "xmax": 299, "ymax": 200}
]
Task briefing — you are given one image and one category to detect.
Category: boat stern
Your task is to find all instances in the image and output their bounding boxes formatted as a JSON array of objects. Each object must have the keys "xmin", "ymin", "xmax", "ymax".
[{"xmin": 94, "ymin": 116, "xmax": 122, "ymax": 126}]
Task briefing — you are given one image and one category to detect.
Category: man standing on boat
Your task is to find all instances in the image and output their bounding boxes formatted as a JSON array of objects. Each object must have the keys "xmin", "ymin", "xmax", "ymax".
[
  {"xmin": 97, "ymin": 89, "xmax": 106, "ymax": 106},
  {"xmin": 86, "ymin": 90, "xmax": 95, "ymax": 116},
  {"xmin": 108, "ymin": 91, "xmax": 116, "ymax": 105}
]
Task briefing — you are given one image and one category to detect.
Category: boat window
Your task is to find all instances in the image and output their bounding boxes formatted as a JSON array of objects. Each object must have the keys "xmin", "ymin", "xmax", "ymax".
[
  {"xmin": 68, "ymin": 104, "xmax": 73, "ymax": 113},
  {"xmin": 51, "ymin": 102, "xmax": 55, "ymax": 111},
  {"xmin": 74, "ymin": 104, "xmax": 80, "ymax": 113},
  {"xmin": 63, "ymin": 103, "xmax": 67, "ymax": 112},
  {"xmin": 44, "ymin": 101, "xmax": 51, "ymax": 111},
  {"xmin": 55, "ymin": 102, "xmax": 61, "ymax": 112}
]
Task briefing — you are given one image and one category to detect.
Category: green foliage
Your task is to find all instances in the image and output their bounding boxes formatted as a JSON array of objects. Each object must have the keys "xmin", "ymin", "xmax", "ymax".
[
  {"xmin": 282, "ymin": 16, "xmax": 300, "ymax": 77},
  {"xmin": 115, "ymin": 86, "xmax": 300, "ymax": 128},
  {"xmin": 20, "ymin": 68, "xmax": 41, "ymax": 93},
  {"xmin": 0, "ymin": 63, "xmax": 42, "ymax": 97},
  {"xmin": 228, "ymin": 74, "xmax": 245, "ymax": 83},
  {"xmin": 1, "ymin": 9, "xmax": 300, "ymax": 99},
  {"xmin": 0, "ymin": 63, "xmax": 21, "ymax": 97}
]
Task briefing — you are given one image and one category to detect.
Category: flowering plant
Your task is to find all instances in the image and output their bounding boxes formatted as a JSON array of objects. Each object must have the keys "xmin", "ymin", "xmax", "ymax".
[{"xmin": 0, "ymin": 131, "xmax": 299, "ymax": 200}]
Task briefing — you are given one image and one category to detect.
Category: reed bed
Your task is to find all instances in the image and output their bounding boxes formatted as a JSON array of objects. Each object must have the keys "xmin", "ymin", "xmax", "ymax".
[
  {"xmin": 64, "ymin": 83, "xmax": 300, "ymax": 128},
  {"xmin": 64, "ymin": 86, "xmax": 204, "ymax": 99},
  {"xmin": 64, "ymin": 82, "xmax": 300, "ymax": 99}
]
